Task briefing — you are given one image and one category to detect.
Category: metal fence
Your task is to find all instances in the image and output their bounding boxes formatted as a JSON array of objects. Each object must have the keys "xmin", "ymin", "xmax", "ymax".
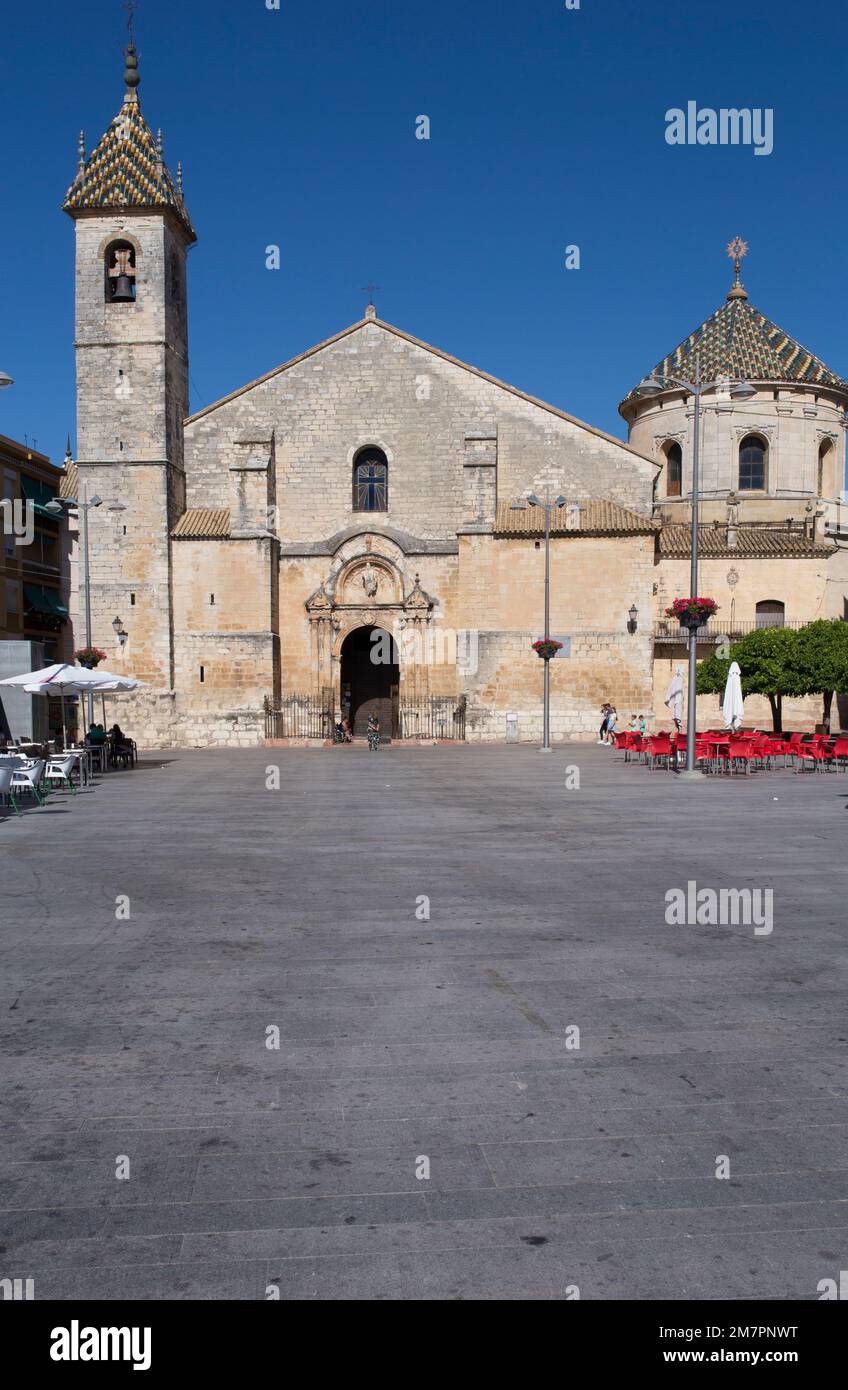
[
  {"xmin": 654, "ymin": 619, "xmax": 807, "ymax": 643},
  {"xmin": 399, "ymin": 695, "xmax": 466, "ymax": 741},
  {"xmin": 264, "ymin": 694, "xmax": 334, "ymax": 741},
  {"xmin": 264, "ymin": 693, "xmax": 467, "ymax": 741}
]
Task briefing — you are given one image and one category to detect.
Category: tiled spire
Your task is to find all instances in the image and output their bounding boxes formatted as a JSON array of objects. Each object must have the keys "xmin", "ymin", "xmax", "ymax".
[{"xmin": 62, "ymin": 43, "xmax": 195, "ymax": 241}]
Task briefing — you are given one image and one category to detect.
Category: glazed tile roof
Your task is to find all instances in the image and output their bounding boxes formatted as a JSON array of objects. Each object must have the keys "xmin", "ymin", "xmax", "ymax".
[
  {"xmin": 622, "ymin": 288, "xmax": 848, "ymax": 407},
  {"xmin": 659, "ymin": 523, "xmax": 835, "ymax": 559},
  {"xmin": 59, "ymin": 462, "xmax": 78, "ymax": 499},
  {"xmin": 63, "ymin": 94, "xmax": 195, "ymax": 240},
  {"xmin": 171, "ymin": 508, "xmax": 230, "ymax": 539},
  {"xmin": 494, "ymin": 499, "xmax": 655, "ymax": 537}
]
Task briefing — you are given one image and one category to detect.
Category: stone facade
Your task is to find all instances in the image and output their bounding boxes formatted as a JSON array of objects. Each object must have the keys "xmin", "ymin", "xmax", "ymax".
[{"xmin": 61, "ymin": 69, "xmax": 848, "ymax": 747}]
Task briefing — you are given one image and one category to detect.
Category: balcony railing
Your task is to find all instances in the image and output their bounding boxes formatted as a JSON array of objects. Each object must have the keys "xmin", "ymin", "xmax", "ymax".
[{"xmin": 653, "ymin": 619, "xmax": 807, "ymax": 642}]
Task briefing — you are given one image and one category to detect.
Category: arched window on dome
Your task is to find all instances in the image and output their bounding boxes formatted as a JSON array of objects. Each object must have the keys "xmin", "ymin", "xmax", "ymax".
[
  {"xmin": 663, "ymin": 441, "xmax": 682, "ymax": 497},
  {"xmin": 353, "ymin": 447, "xmax": 388, "ymax": 512},
  {"xmin": 818, "ymin": 438, "xmax": 836, "ymax": 499},
  {"xmin": 104, "ymin": 240, "xmax": 137, "ymax": 304},
  {"xmin": 739, "ymin": 435, "xmax": 767, "ymax": 491}
]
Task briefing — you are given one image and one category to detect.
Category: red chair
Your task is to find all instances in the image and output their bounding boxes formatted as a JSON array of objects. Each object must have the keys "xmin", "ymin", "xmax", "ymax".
[
  {"xmin": 831, "ymin": 737, "xmax": 848, "ymax": 772},
  {"xmin": 726, "ymin": 738, "xmax": 757, "ymax": 774},
  {"xmin": 761, "ymin": 736, "xmax": 793, "ymax": 769},
  {"xmin": 694, "ymin": 739, "xmax": 718, "ymax": 774},
  {"xmin": 795, "ymin": 742, "xmax": 836, "ymax": 773},
  {"xmin": 646, "ymin": 735, "xmax": 673, "ymax": 771}
]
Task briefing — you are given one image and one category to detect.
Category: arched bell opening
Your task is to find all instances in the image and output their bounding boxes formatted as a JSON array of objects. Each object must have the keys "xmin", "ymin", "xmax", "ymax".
[{"xmin": 105, "ymin": 240, "xmax": 137, "ymax": 303}]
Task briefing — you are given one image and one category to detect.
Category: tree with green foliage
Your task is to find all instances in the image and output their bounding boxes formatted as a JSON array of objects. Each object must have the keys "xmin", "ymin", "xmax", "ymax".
[
  {"xmin": 794, "ymin": 620, "xmax": 848, "ymax": 730},
  {"xmin": 696, "ymin": 626, "xmax": 807, "ymax": 732}
]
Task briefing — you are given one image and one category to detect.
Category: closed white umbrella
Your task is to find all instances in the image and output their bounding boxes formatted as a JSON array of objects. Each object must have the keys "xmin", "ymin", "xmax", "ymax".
[
  {"xmin": 664, "ymin": 664, "xmax": 685, "ymax": 727},
  {"xmin": 722, "ymin": 661, "xmax": 745, "ymax": 732}
]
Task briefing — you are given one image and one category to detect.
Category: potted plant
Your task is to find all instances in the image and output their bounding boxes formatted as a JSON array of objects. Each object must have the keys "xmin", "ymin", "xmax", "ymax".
[
  {"xmin": 665, "ymin": 597, "xmax": 719, "ymax": 632},
  {"xmin": 532, "ymin": 638, "xmax": 563, "ymax": 660},
  {"xmin": 75, "ymin": 646, "xmax": 107, "ymax": 670}
]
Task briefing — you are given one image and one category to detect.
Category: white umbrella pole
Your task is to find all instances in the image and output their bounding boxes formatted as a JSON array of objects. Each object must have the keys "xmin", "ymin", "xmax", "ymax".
[
  {"xmin": 101, "ymin": 693, "xmax": 107, "ymax": 730},
  {"xmin": 61, "ymin": 694, "xmax": 67, "ymax": 749}
]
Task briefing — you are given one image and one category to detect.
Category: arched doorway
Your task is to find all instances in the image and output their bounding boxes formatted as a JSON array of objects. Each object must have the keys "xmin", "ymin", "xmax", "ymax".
[{"xmin": 340, "ymin": 625, "xmax": 399, "ymax": 739}]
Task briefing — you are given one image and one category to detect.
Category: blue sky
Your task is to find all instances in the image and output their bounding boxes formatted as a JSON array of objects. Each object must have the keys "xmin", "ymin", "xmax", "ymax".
[{"xmin": 1, "ymin": 0, "xmax": 844, "ymax": 465}]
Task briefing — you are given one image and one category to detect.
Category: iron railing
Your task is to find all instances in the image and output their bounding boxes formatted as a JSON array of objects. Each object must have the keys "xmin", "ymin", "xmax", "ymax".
[
  {"xmin": 653, "ymin": 619, "xmax": 807, "ymax": 642},
  {"xmin": 264, "ymin": 694, "xmax": 467, "ymax": 741},
  {"xmin": 264, "ymin": 693, "xmax": 334, "ymax": 740},
  {"xmin": 399, "ymin": 695, "xmax": 467, "ymax": 741}
]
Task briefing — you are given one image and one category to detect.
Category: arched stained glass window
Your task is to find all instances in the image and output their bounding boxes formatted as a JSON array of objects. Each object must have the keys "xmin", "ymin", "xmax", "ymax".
[{"xmin": 353, "ymin": 448, "xmax": 388, "ymax": 512}]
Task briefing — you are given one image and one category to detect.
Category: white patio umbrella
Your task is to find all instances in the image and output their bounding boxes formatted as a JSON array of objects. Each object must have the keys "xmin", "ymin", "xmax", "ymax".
[
  {"xmin": 664, "ymin": 664, "xmax": 685, "ymax": 728},
  {"xmin": 722, "ymin": 660, "xmax": 745, "ymax": 732},
  {"xmin": 0, "ymin": 664, "xmax": 140, "ymax": 746}
]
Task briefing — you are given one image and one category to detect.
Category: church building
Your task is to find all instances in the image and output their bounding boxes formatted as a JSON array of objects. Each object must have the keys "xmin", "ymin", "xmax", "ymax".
[{"xmin": 59, "ymin": 47, "xmax": 848, "ymax": 746}]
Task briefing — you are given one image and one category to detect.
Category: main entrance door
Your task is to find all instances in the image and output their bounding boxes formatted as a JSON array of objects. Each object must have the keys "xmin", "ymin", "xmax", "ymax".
[{"xmin": 340, "ymin": 625, "xmax": 399, "ymax": 739}]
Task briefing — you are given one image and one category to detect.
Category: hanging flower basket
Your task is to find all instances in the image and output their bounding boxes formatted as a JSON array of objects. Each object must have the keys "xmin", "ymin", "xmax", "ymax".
[
  {"xmin": 75, "ymin": 646, "xmax": 107, "ymax": 670},
  {"xmin": 532, "ymin": 639, "xmax": 563, "ymax": 660},
  {"xmin": 665, "ymin": 597, "xmax": 718, "ymax": 631}
]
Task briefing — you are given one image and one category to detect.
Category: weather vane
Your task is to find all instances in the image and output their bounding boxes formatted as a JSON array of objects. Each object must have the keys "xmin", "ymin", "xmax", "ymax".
[
  {"xmin": 727, "ymin": 236, "xmax": 749, "ymax": 280},
  {"xmin": 124, "ymin": 0, "xmax": 136, "ymax": 44},
  {"xmin": 361, "ymin": 282, "xmax": 380, "ymax": 309}
]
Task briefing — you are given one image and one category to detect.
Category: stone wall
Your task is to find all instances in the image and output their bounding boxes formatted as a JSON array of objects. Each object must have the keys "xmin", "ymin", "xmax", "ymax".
[
  {"xmin": 183, "ymin": 319, "xmax": 657, "ymax": 539},
  {"xmin": 457, "ymin": 532, "xmax": 655, "ymax": 741}
]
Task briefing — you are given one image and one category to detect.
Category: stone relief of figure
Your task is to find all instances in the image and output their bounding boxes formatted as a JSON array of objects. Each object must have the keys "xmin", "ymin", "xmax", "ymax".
[{"xmin": 361, "ymin": 563, "xmax": 379, "ymax": 598}]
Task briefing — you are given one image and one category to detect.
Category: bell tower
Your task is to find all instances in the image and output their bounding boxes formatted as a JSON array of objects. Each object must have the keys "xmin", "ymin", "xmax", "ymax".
[{"xmin": 63, "ymin": 32, "xmax": 196, "ymax": 692}]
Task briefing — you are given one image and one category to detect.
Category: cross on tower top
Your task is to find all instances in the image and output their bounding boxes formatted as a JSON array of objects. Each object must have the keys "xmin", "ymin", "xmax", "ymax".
[{"xmin": 361, "ymin": 283, "xmax": 380, "ymax": 317}]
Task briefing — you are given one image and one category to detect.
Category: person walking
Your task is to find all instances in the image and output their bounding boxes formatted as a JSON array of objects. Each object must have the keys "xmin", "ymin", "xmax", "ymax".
[
  {"xmin": 605, "ymin": 706, "xmax": 618, "ymax": 743},
  {"xmin": 366, "ymin": 712, "xmax": 380, "ymax": 751},
  {"xmin": 598, "ymin": 702, "xmax": 611, "ymax": 744}
]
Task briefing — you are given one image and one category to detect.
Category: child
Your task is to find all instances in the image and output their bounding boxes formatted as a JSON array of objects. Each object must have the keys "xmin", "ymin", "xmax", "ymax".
[
  {"xmin": 629, "ymin": 714, "xmax": 638, "ymax": 732},
  {"xmin": 639, "ymin": 714, "xmax": 647, "ymax": 736}
]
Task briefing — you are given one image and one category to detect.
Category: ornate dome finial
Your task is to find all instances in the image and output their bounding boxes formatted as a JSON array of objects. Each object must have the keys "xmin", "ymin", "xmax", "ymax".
[
  {"xmin": 77, "ymin": 130, "xmax": 86, "ymax": 175},
  {"xmin": 726, "ymin": 236, "xmax": 749, "ymax": 300}
]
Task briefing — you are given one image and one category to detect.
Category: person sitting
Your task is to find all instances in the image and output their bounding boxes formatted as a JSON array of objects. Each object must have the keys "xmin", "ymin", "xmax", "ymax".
[
  {"xmin": 86, "ymin": 723, "xmax": 107, "ymax": 745},
  {"xmin": 108, "ymin": 724, "xmax": 134, "ymax": 768}
]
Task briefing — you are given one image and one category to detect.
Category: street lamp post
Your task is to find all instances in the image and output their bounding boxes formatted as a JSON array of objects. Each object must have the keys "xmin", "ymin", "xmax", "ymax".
[
  {"xmin": 527, "ymin": 490, "xmax": 566, "ymax": 752},
  {"xmin": 46, "ymin": 477, "xmax": 103, "ymax": 728},
  {"xmin": 634, "ymin": 355, "xmax": 755, "ymax": 775}
]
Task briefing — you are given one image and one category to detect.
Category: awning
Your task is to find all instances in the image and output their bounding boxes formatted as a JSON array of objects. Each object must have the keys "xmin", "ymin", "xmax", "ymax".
[
  {"xmin": 23, "ymin": 584, "xmax": 68, "ymax": 618},
  {"xmin": 20, "ymin": 474, "xmax": 61, "ymax": 518}
]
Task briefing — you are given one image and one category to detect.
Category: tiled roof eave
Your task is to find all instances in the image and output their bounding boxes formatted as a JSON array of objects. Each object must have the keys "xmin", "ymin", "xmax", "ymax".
[
  {"xmin": 63, "ymin": 200, "xmax": 196, "ymax": 241},
  {"xmin": 171, "ymin": 507, "xmax": 231, "ymax": 540}
]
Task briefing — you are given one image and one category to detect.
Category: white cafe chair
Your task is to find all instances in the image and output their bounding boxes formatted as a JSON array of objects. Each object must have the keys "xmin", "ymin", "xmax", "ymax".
[{"xmin": 10, "ymin": 759, "xmax": 47, "ymax": 807}]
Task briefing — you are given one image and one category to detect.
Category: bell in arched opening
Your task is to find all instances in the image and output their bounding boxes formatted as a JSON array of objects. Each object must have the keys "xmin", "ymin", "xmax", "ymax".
[{"xmin": 105, "ymin": 241, "xmax": 137, "ymax": 303}]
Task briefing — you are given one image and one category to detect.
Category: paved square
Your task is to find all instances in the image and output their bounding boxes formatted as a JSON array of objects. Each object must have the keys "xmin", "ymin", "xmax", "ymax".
[{"xmin": 2, "ymin": 746, "xmax": 847, "ymax": 1300}]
